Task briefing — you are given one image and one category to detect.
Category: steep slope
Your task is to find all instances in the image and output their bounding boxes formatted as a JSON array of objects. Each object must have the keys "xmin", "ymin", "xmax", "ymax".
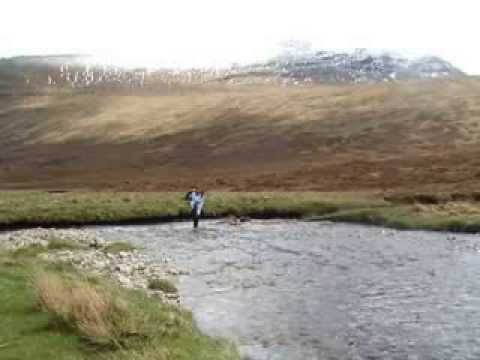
[{"xmin": 0, "ymin": 78, "xmax": 480, "ymax": 191}]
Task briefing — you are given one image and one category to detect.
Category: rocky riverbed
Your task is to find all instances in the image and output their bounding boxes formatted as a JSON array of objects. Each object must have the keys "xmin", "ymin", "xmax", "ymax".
[{"xmin": 0, "ymin": 228, "xmax": 183, "ymax": 303}]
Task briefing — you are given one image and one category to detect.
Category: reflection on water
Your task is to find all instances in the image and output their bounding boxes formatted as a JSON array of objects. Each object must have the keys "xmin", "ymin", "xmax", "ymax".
[{"xmin": 97, "ymin": 220, "xmax": 480, "ymax": 360}]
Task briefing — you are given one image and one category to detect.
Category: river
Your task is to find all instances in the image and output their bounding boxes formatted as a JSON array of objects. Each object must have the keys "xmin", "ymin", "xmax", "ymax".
[{"xmin": 96, "ymin": 220, "xmax": 480, "ymax": 360}]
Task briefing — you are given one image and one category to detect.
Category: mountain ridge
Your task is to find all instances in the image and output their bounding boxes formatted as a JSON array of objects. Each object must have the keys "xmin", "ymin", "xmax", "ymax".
[
  {"xmin": 230, "ymin": 48, "xmax": 464, "ymax": 85},
  {"xmin": 0, "ymin": 49, "xmax": 466, "ymax": 93}
]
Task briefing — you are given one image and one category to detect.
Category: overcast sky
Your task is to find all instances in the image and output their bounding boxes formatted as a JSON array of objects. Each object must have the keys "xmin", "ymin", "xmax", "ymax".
[{"xmin": 1, "ymin": 0, "xmax": 478, "ymax": 74}]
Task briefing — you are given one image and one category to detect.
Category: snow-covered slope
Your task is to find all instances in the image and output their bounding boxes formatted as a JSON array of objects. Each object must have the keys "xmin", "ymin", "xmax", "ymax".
[{"xmin": 230, "ymin": 49, "xmax": 464, "ymax": 84}]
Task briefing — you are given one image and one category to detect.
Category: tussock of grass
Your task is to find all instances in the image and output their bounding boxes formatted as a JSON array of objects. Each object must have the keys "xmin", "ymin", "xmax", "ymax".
[
  {"xmin": 147, "ymin": 278, "xmax": 178, "ymax": 293},
  {"xmin": 12, "ymin": 243, "xmax": 47, "ymax": 257},
  {"xmin": 32, "ymin": 269, "xmax": 239, "ymax": 358},
  {"xmin": 44, "ymin": 260, "xmax": 78, "ymax": 274},
  {"xmin": 103, "ymin": 242, "xmax": 136, "ymax": 254},
  {"xmin": 34, "ymin": 271, "xmax": 132, "ymax": 347},
  {"xmin": 47, "ymin": 238, "xmax": 81, "ymax": 251}
]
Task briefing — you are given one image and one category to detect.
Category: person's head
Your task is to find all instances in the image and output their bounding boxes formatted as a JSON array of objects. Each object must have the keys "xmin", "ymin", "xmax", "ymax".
[{"xmin": 192, "ymin": 186, "xmax": 197, "ymax": 193}]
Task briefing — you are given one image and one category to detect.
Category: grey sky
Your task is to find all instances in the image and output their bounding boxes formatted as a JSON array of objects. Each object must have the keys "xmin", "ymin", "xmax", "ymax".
[{"xmin": 1, "ymin": 0, "xmax": 478, "ymax": 74}]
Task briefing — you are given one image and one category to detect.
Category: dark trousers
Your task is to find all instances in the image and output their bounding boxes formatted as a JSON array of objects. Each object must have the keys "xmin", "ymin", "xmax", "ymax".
[{"xmin": 192, "ymin": 205, "xmax": 200, "ymax": 228}]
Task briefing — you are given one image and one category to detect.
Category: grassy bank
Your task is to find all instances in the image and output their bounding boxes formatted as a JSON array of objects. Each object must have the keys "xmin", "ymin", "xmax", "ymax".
[
  {"xmin": 1, "ymin": 190, "xmax": 480, "ymax": 232},
  {"xmin": 0, "ymin": 247, "xmax": 239, "ymax": 360},
  {"xmin": 0, "ymin": 191, "xmax": 385, "ymax": 227},
  {"xmin": 322, "ymin": 202, "xmax": 480, "ymax": 233}
]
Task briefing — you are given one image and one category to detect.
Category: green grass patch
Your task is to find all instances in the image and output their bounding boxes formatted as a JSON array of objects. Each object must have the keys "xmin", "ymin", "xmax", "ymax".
[
  {"xmin": 11, "ymin": 239, "xmax": 81, "ymax": 258},
  {"xmin": 1, "ymin": 190, "xmax": 480, "ymax": 233},
  {"xmin": 0, "ymin": 191, "xmax": 386, "ymax": 227},
  {"xmin": 323, "ymin": 203, "xmax": 480, "ymax": 233},
  {"xmin": 11, "ymin": 243, "xmax": 48, "ymax": 258},
  {"xmin": 0, "ymin": 255, "xmax": 88, "ymax": 360},
  {"xmin": 148, "ymin": 278, "xmax": 178, "ymax": 293},
  {"xmin": 103, "ymin": 242, "xmax": 136, "ymax": 254},
  {"xmin": 47, "ymin": 238, "xmax": 81, "ymax": 251}
]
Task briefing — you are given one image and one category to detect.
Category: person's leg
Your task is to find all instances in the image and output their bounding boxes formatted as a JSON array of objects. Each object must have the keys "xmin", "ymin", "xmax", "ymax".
[
  {"xmin": 192, "ymin": 204, "xmax": 199, "ymax": 228},
  {"xmin": 195, "ymin": 202, "xmax": 204, "ymax": 227},
  {"xmin": 197, "ymin": 203, "xmax": 203, "ymax": 217}
]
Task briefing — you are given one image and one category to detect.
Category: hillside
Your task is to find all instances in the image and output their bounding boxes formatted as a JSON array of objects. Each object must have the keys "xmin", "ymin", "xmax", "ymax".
[{"xmin": 1, "ymin": 77, "xmax": 480, "ymax": 192}]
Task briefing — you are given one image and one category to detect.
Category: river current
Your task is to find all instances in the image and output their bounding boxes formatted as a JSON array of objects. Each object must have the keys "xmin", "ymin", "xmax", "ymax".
[{"xmin": 96, "ymin": 220, "xmax": 480, "ymax": 360}]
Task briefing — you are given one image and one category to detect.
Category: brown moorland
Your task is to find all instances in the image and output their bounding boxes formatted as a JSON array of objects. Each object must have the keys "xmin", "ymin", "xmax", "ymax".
[{"xmin": 1, "ymin": 78, "xmax": 480, "ymax": 193}]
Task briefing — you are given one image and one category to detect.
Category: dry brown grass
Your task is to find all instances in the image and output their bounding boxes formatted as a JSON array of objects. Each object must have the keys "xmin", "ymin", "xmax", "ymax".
[
  {"xmin": 3, "ymin": 78, "xmax": 480, "ymax": 146},
  {"xmin": 34, "ymin": 271, "xmax": 132, "ymax": 347},
  {"xmin": 32, "ymin": 270, "xmax": 240, "ymax": 359},
  {"xmin": 104, "ymin": 346, "xmax": 170, "ymax": 360},
  {"xmin": 2, "ymin": 78, "xmax": 480, "ymax": 192},
  {"xmin": 3, "ymin": 254, "xmax": 239, "ymax": 360},
  {"xmin": 413, "ymin": 202, "xmax": 480, "ymax": 216},
  {"xmin": 34, "ymin": 270, "xmax": 72, "ymax": 316}
]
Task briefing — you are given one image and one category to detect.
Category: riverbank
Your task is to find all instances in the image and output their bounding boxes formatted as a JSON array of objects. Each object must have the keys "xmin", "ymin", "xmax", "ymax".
[
  {"xmin": 0, "ymin": 191, "xmax": 384, "ymax": 228},
  {"xmin": 0, "ymin": 228, "xmax": 239, "ymax": 360},
  {"xmin": 1, "ymin": 191, "xmax": 480, "ymax": 233}
]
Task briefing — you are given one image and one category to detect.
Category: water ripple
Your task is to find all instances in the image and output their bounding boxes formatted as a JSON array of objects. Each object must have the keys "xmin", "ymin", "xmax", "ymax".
[{"xmin": 96, "ymin": 220, "xmax": 480, "ymax": 360}]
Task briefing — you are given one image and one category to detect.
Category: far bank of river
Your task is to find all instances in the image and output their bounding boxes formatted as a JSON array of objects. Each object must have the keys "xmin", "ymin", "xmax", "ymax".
[{"xmin": 2, "ymin": 191, "xmax": 480, "ymax": 233}]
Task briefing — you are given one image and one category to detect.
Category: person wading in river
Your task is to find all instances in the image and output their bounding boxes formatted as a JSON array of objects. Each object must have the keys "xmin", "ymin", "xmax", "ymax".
[{"xmin": 185, "ymin": 187, "xmax": 205, "ymax": 228}]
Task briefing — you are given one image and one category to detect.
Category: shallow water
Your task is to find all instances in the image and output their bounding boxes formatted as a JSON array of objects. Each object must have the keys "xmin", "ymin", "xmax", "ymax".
[{"xmin": 96, "ymin": 220, "xmax": 480, "ymax": 360}]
